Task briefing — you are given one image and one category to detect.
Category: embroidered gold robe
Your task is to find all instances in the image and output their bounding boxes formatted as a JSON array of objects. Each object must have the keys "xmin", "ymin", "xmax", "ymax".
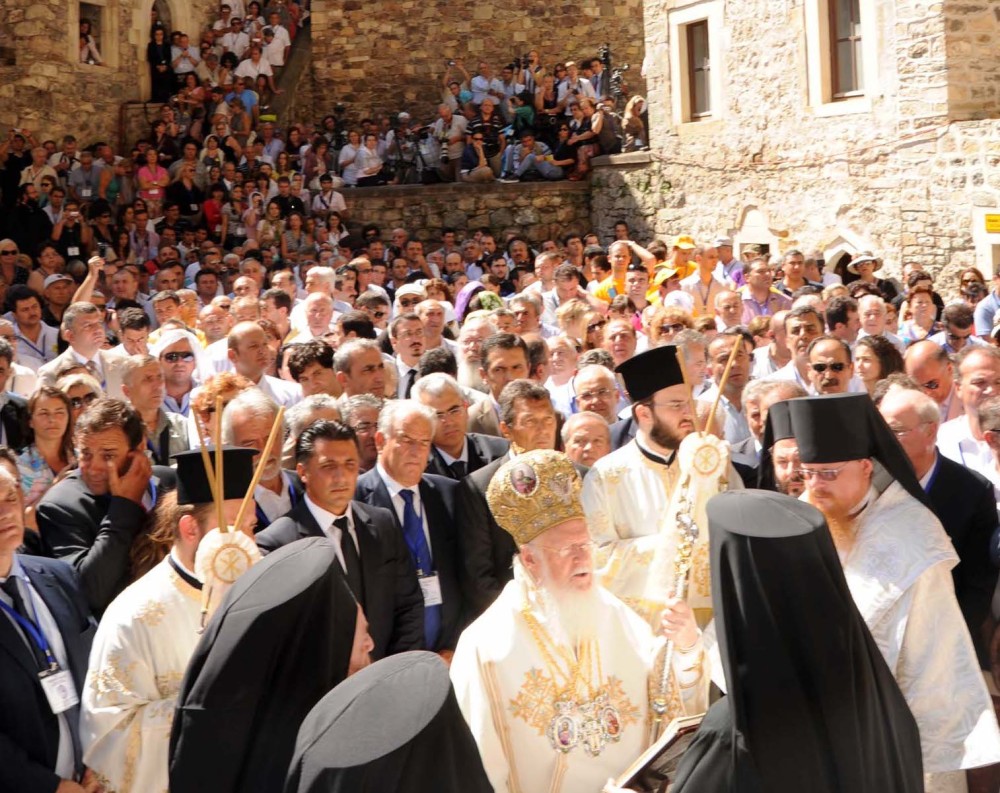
[
  {"xmin": 80, "ymin": 555, "xmax": 203, "ymax": 793},
  {"xmin": 450, "ymin": 561, "xmax": 708, "ymax": 793},
  {"xmin": 581, "ymin": 438, "xmax": 739, "ymax": 628}
]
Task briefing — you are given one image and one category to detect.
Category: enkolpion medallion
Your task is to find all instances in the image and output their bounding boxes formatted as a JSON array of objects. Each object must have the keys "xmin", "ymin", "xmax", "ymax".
[{"xmin": 547, "ymin": 694, "xmax": 624, "ymax": 756}]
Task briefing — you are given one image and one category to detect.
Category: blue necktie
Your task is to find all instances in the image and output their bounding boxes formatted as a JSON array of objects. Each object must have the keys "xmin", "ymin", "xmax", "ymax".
[{"xmin": 399, "ymin": 489, "xmax": 441, "ymax": 649}]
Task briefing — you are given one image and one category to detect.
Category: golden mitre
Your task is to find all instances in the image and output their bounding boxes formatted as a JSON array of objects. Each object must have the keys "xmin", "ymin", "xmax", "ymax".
[{"xmin": 486, "ymin": 449, "xmax": 584, "ymax": 546}]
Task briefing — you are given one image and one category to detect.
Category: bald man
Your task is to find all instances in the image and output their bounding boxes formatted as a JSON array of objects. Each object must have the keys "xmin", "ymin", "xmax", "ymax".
[
  {"xmin": 227, "ymin": 321, "xmax": 302, "ymax": 407},
  {"xmin": 905, "ymin": 339, "xmax": 962, "ymax": 423}
]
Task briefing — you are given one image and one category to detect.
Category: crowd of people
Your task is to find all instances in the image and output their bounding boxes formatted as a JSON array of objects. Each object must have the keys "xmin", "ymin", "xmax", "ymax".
[{"xmin": 1, "ymin": 167, "xmax": 1000, "ymax": 793}]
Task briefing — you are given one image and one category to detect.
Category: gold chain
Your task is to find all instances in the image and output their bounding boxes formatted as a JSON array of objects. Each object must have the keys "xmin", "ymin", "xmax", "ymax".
[{"xmin": 521, "ymin": 606, "xmax": 603, "ymax": 703}]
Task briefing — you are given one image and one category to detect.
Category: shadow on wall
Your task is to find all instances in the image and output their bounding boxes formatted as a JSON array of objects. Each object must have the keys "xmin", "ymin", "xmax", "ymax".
[{"xmin": 590, "ymin": 159, "xmax": 667, "ymax": 242}]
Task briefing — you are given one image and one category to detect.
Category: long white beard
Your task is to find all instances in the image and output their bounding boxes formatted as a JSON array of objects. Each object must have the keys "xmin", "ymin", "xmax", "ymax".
[
  {"xmin": 532, "ymin": 557, "xmax": 604, "ymax": 647},
  {"xmin": 457, "ymin": 358, "xmax": 487, "ymax": 392}
]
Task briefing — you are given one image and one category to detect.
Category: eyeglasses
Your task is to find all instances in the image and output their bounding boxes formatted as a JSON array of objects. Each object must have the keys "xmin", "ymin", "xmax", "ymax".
[
  {"xmin": 662, "ymin": 322, "xmax": 686, "ymax": 334},
  {"xmin": 434, "ymin": 405, "xmax": 464, "ymax": 421},
  {"xmin": 889, "ymin": 421, "xmax": 931, "ymax": 438},
  {"xmin": 794, "ymin": 463, "xmax": 850, "ymax": 482},
  {"xmin": 70, "ymin": 393, "xmax": 98, "ymax": 409},
  {"xmin": 946, "ymin": 332, "xmax": 971, "ymax": 342},
  {"xmin": 0, "ymin": 250, "xmax": 16, "ymax": 256},
  {"xmin": 163, "ymin": 351, "xmax": 195, "ymax": 363},
  {"xmin": 810, "ymin": 362, "xmax": 847, "ymax": 373},
  {"xmin": 534, "ymin": 540, "xmax": 596, "ymax": 559},
  {"xmin": 578, "ymin": 387, "xmax": 615, "ymax": 402},
  {"xmin": 350, "ymin": 421, "xmax": 377, "ymax": 433},
  {"xmin": 398, "ymin": 299, "xmax": 421, "ymax": 308},
  {"xmin": 587, "ymin": 320, "xmax": 607, "ymax": 333}
]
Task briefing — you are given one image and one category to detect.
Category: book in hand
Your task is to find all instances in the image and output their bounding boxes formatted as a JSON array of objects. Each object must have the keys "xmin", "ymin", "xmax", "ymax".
[{"xmin": 614, "ymin": 714, "xmax": 704, "ymax": 793}]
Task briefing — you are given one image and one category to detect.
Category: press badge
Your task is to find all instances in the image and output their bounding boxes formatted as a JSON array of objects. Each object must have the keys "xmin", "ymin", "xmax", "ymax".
[
  {"xmin": 67, "ymin": 247, "xmax": 80, "ymax": 257},
  {"xmin": 39, "ymin": 667, "xmax": 79, "ymax": 714},
  {"xmin": 419, "ymin": 574, "xmax": 442, "ymax": 606}
]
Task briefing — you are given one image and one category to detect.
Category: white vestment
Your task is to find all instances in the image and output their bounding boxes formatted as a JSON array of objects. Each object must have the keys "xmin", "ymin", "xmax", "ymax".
[
  {"xmin": 581, "ymin": 437, "xmax": 740, "ymax": 627},
  {"xmin": 843, "ymin": 482, "xmax": 1000, "ymax": 779},
  {"xmin": 451, "ymin": 562, "xmax": 708, "ymax": 793},
  {"xmin": 80, "ymin": 555, "xmax": 203, "ymax": 793}
]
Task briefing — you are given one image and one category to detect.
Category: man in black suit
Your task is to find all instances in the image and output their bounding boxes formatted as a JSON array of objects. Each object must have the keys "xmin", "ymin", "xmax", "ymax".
[
  {"xmin": 256, "ymin": 420, "xmax": 424, "ymax": 660},
  {"xmin": 880, "ymin": 386, "xmax": 998, "ymax": 668},
  {"xmin": 0, "ymin": 337, "xmax": 30, "ymax": 451},
  {"xmin": 0, "ymin": 464, "xmax": 98, "ymax": 793},
  {"xmin": 354, "ymin": 399, "xmax": 466, "ymax": 653},
  {"xmin": 457, "ymin": 379, "xmax": 579, "ymax": 617},
  {"xmin": 37, "ymin": 398, "xmax": 176, "ymax": 617},
  {"xmin": 412, "ymin": 372, "xmax": 509, "ymax": 480}
]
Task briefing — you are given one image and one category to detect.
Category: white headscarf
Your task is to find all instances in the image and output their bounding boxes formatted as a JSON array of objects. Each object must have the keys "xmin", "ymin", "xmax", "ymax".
[{"xmin": 148, "ymin": 327, "xmax": 215, "ymax": 386}]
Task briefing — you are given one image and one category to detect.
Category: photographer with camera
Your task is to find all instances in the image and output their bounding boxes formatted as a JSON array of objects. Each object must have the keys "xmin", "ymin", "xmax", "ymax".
[
  {"xmin": 51, "ymin": 199, "xmax": 93, "ymax": 260},
  {"xmin": 430, "ymin": 104, "xmax": 468, "ymax": 183},
  {"xmin": 517, "ymin": 50, "xmax": 544, "ymax": 93},
  {"xmin": 498, "ymin": 64, "xmax": 526, "ymax": 124},
  {"xmin": 556, "ymin": 60, "xmax": 596, "ymax": 116},
  {"xmin": 441, "ymin": 59, "xmax": 472, "ymax": 112}
]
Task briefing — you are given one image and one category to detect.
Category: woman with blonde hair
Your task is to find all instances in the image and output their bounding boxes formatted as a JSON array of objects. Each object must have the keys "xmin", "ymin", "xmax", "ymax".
[
  {"xmin": 555, "ymin": 298, "xmax": 591, "ymax": 343},
  {"xmin": 649, "ymin": 305, "xmax": 694, "ymax": 345},
  {"xmin": 189, "ymin": 371, "xmax": 254, "ymax": 445}
]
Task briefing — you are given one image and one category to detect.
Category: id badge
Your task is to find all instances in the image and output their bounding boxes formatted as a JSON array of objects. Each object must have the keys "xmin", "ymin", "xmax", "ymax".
[
  {"xmin": 39, "ymin": 667, "xmax": 79, "ymax": 714},
  {"xmin": 150, "ymin": 188, "xmax": 161, "ymax": 196},
  {"xmin": 67, "ymin": 247, "xmax": 80, "ymax": 257},
  {"xmin": 419, "ymin": 574, "xmax": 443, "ymax": 607},
  {"xmin": 190, "ymin": 203, "xmax": 199, "ymax": 213},
  {"xmin": 81, "ymin": 188, "xmax": 92, "ymax": 198},
  {"xmin": 235, "ymin": 225, "xmax": 246, "ymax": 236}
]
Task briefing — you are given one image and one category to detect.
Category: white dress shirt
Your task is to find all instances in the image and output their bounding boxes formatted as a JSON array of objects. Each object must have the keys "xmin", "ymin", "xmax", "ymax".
[
  {"xmin": 304, "ymin": 494, "xmax": 359, "ymax": 572},
  {"xmin": 375, "ymin": 463, "xmax": 432, "ymax": 552}
]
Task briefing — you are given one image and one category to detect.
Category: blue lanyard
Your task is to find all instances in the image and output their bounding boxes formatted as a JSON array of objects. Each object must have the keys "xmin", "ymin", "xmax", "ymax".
[
  {"xmin": 16, "ymin": 332, "xmax": 49, "ymax": 361},
  {"xmin": 0, "ymin": 593, "xmax": 57, "ymax": 668}
]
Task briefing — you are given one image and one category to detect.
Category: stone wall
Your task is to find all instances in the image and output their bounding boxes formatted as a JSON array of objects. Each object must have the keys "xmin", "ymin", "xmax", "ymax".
[
  {"xmin": 590, "ymin": 0, "xmax": 1000, "ymax": 293},
  {"xmin": 344, "ymin": 180, "xmax": 591, "ymax": 244},
  {"xmin": 0, "ymin": 0, "xmax": 217, "ymax": 148},
  {"xmin": 308, "ymin": 0, "xmax": 645, "ymax": 125}
]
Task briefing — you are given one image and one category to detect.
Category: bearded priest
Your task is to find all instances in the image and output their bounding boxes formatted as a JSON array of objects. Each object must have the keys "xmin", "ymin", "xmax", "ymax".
[
  {"xmin": 450, "ymin": 449, "xmax": 709, "ymax": 793},
  {"xmin": 781, "ymin": 394, "xmax": 1000, "ymax": 793},
  {"xmin": 79, "ymin": 447, "xmax": 258, "ymax": 793}
]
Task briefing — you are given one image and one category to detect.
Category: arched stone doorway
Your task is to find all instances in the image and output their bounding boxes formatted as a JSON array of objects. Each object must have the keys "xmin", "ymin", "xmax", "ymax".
[{"xmin": 133, "ymin": 0, "xmax": 193, "ymax": 100}]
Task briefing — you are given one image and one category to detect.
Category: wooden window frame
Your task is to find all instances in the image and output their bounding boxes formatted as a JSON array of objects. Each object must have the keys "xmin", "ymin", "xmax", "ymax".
[
  {"xmin": 829, "ymin": 0, "xmax": 863, "ymax": 99},
  {"xmin": 686, "ymin": 20, "xmax": 711, "ymax": 119}
]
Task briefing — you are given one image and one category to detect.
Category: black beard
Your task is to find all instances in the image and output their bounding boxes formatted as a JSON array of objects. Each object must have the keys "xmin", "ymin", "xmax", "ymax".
[{"xmin": 648, "ymin": 413, "xmax": 690, "ymax": 450}]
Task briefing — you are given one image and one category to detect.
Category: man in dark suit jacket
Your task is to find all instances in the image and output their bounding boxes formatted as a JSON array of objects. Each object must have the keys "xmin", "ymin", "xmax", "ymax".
[
  {"xmin": 0, "ymin": 466, "xmax": 97, "ymax": 793},
  {"xmin": 880, "ymin": 388, "xmax": 999, "ymax": 668},
  {"xmin": 609, "ymin": 414, "xmax": 637, "ymax": 450},
  {"xmin": 36, "ymin": 398, "xmax": 176, "ymax": 617},
  {"xmin": 456, "ymin": 379, "xmax": 587, "ymax": 617},
  {"xmin": 927, "ymin": 455, "xmax": 998, "ymax": 667},
  {"xmin": 255, "ymin": 419, "xmax": 424, "ymax": 661},
  {"xmin": 0, "ymin": 335, "xmax": 30, "ymax": 450},
  {"xmin": 412, "ymin": 371, "xmax": 510, "ymax": 480},
  {"xmin": 355, "ymin": 464, "xmax": 465, "ymax": 652}
]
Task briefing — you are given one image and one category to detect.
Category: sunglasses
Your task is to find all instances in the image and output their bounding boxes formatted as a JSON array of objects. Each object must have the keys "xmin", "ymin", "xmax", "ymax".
[
  {"xmin": 163, "ymin": 351, "xmax": 195, "ymax": 363},
  {"xmin": 587, "ymin": 320, "xmax": 607, "ymax": 333},
  {"xmin": 0, "ymin": 250, "xmax": 16, "ymax": 256},
  {"xmin": 70, "ymin": 393, "xmax": 98, "ymax": 409},
  {"xmin": 810, "ymin": 362, "xmax": 847, "ymax": 373},
  {"xmin": 662, "ymin": 322, "xmax": 686, "ymax": 333}
]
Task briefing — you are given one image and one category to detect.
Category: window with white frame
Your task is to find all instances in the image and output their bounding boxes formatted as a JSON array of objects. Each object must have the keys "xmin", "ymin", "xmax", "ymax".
[
  {"xmin": 668, "ymin": 0, "xmax": 723, "ymax": 126},
  {"xmin": 804, "ymin": 0, "xmax": 877, "ymax": 115}
]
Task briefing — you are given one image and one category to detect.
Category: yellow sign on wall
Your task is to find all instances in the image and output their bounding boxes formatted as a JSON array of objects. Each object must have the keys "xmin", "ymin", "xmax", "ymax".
[{"xmin": 986, "ymin": 214, "xmax": 1000, "ymax": 233}]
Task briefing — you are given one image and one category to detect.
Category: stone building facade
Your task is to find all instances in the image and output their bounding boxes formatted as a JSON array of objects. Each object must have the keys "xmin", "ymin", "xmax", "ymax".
[
  {"xmin": 591, "ymin": 0, "xmax": 1000, "ymax": 286},
  {"xmin": 0, "ymin": 0, "xmax": 216, "ymax": 145},
  {"xmin": 306, "ymin": 0, "xmax": 646, "ymax": 124}
]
